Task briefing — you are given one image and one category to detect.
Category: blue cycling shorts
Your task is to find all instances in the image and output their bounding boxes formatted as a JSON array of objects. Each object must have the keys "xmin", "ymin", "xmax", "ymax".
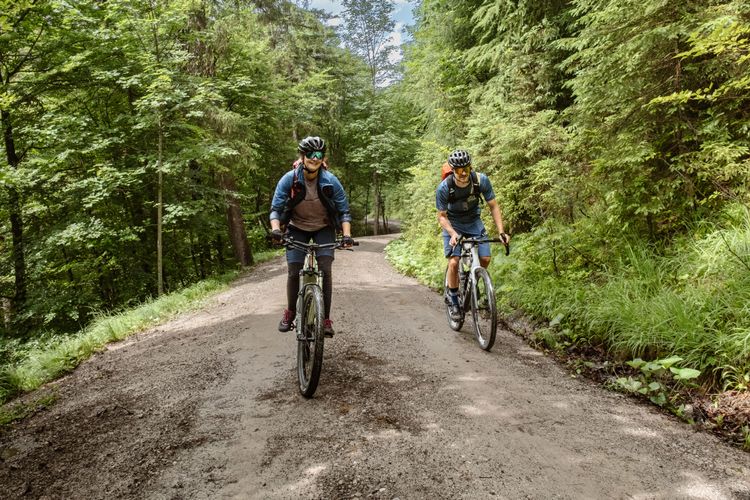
[
  {"xmin": 285, "ymin": 225, "xmax": 336, "ymax": 264},
  {"xmin": 443, "ymin": 229, "xmax": 491, "ymax": 258}
]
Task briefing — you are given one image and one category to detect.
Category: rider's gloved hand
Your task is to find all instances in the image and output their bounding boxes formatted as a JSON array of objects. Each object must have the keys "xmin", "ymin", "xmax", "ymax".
[
  {"xmin": 270, "ymin": 229, "xmax": 284, "ymax": 246},
  {"xmin": 499, "ymin": 232, "xmax": 511, "ymax": 245},
  {"xmin": 341, "ymin": 235, "xmax": 354, "ymax": 248}
]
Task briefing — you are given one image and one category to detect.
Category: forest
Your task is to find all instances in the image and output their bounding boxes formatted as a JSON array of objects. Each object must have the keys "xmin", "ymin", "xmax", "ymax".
[{"xmin": 1, "ymin": 0, "xmax": 749, "ymax": 431}]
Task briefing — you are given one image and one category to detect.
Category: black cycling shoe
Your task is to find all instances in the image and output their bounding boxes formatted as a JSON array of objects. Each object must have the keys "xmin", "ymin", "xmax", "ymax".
[{"xmin": 448, "ymin": 304, "xmax": 462, "ymax": 321}]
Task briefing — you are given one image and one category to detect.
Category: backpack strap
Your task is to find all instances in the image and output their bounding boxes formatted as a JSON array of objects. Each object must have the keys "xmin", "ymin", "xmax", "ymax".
[
  {"xmin": 447, "ymin": 175, "xmax": 456, "ymax": 203},
  {"xmin": 289, "ymin": 163, "xmax": 304, "ymax": 200},
  {"xmin": 446, "ymin": 171, "xmax": 482, "ymax": 203},
  {"xmin": 472, "ymin": 171, "xmax": 483, "ymax": 204}
]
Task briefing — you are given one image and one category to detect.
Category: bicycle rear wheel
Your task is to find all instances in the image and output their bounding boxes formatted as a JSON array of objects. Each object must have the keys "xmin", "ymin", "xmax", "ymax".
[
  {"xmin": 297, "ymin": 284, "xmax": 325, "ymax": 397},
  {"xmin": 444, "ymin": 267, "xmax": 463, "ymax": 331},
  {"xmin": 471, "ymin": 267, "xmax": 497, "ymax": 351}
]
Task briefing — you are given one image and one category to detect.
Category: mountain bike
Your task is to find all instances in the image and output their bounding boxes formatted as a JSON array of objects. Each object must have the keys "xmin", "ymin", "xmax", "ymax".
[
  {"xmin": 444, "ymin": 236, "xmax": 509, "ymax": 351},
  {"xmin": 282, "ymin": 236, "xmax": 357, "ymax": 397}
]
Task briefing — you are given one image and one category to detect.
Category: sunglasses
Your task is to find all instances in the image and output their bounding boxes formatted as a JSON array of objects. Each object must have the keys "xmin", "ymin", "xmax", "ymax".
[
  {"xmin": 453, "ymin": 165, "xmax": 471, "ymax": 174},
  {"xmin": 305, "ymin": 151, "xmax": 324, "ymax": 160}
]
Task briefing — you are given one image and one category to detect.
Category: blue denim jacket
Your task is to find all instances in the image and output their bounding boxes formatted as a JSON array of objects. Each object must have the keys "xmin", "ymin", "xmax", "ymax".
[{"xmin": 270, "ymin": 165, "xmax": 352, "ymax": 230}]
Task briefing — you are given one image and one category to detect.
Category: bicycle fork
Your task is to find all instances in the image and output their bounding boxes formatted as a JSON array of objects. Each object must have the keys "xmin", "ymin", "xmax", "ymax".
[
  {"xmin": 294, "ymin": 271, "xmax": 320, "ymax": 341},
  {"xmin": 459, "ymin": 273, "xmax": 474, "ymax": 312}
]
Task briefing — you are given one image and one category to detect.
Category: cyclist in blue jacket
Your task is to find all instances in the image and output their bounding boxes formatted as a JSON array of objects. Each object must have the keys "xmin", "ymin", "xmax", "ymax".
[
  {"xmin": 436, "ymin": 149, "xmax": 509, "ymax": 321},
  {"xmin": 270, "ymin": 136, "xmax": 353, "ymax": 337}
]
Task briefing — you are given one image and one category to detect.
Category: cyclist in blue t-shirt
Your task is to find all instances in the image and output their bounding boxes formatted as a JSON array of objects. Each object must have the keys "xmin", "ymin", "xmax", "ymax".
[{"xmin": 436, "ymin": 149, "xmax": 510, "ymax": 320}]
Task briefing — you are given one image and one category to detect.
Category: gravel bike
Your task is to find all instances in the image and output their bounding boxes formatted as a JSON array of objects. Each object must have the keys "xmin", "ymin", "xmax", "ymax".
[
  {"xmin": 444, "ymin": 236, "xmax": 509, "ymax": 351},
  {"xmin": 282, "ymin": 236, "xmax": 356, "ymax": 397}
]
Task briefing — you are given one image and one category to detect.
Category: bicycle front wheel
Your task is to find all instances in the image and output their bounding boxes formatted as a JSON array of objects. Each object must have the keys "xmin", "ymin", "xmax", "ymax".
[
  {"xmin": 297, "ymin": 284, "xmax": 325, "ymax": 397},
  {"xmin": 471, "ymin": 267, "xmax": 497, "ymax": 351}
]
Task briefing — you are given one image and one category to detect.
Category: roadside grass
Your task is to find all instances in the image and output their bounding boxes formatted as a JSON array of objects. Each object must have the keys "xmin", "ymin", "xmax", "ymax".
[
  {"xmin": 0, "ymin": 393, "xmax": 57, "ymax": 426},
  {"xmin": 484, "ymin": 209, "xmax": 750, "ymax": 393},
  {"xmin": 385, "ymin": 237, "xmax": 444, "ymax": 290},
  {"xmin": 0, "ymin": 250, "xmax": 280, "ymax": 412}
]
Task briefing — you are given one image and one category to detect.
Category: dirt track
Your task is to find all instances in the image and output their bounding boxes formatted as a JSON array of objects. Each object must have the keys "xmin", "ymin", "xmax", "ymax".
[{"xmin": 1, "ymin": 234, "xmax": 749, "ymax": 499}]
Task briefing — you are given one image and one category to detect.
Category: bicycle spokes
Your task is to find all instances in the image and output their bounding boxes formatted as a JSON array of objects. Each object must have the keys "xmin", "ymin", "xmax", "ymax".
[
  {"xmin": 471, "ymin": 268, "xmax": 497, "ymax": 351},
  {"xmin": 297, "ymin": 285, "xmax": 325, "ymax": 397},
  {"xmin": 299, "ymin": 306, "xmax": 316, "ymax": 375}
]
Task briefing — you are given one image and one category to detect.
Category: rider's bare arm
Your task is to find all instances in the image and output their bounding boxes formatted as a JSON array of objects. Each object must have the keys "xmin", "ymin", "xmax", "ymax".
[
  {"xmin": 437, "ymin": 210, "xmax": 460, "ymax": 247},
  {"xmin": 486, "ymin": 199, "xmax": 509, "ymax": 243}
]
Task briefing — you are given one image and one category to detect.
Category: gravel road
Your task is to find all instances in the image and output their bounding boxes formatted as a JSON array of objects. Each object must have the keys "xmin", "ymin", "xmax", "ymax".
[{"xmin": 1, "ymin": 234, "xmax": 749, "ymax": 499}]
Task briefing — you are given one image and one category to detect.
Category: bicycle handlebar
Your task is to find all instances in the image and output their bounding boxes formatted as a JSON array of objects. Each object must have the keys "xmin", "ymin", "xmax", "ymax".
[
  {"xmin": 280, "ymin": 236, "xmax": 359, "ymax": 252},
  {"xmin": 454, "ymin": 235, "xmax": 511, "ymax": 256}
]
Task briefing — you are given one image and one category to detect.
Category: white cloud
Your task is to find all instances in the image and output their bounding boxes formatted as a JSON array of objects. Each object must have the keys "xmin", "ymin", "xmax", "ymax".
[
  {"xmin": 385, "ymin": 23, "xmax": 404, "ymax": 64},
  {"xmin": 325, "ymin": 17, "xmax": 343, "ymax": 27}
]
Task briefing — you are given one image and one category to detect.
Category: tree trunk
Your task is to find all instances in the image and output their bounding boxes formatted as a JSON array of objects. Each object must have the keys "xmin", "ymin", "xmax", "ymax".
[
  {"xmin": 219, "ymin": 171, "xmax": 253, "ymax": 267},
  {"xmin": 186, "ymin": 7, "xmax": 254, "ymax": 268},
  {"xmin": 189, "ymin": 231, "xmax": 202, "ymax": 279},
  {"xmin": 157, "ymin": 115, "xmax": 164, "ymax": 296},
  {"xmin": 215, "ymin": 235, "xmax": 225, "ymax": 268},
  {"xmin": 2, "ymin": 110, "xmax": 26, "ymax": 323},
  {"xmin": 372, "ymin": 171, "xmax": 380, "ymax": 236},
  {"xmin": 364, "ymin": 186, "xmax": 369, "ymax": 234}
]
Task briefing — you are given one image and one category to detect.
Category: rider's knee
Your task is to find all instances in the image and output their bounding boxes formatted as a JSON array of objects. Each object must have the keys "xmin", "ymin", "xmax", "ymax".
[{"xmin": 480, "ymin": 256, "xmax": 491, "ymax": 268}]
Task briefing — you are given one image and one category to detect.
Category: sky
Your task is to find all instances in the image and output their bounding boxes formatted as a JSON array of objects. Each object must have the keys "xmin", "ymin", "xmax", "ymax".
[{"xmin": 307, "ymin": 0, "xmax": 416, "ymax": 63}]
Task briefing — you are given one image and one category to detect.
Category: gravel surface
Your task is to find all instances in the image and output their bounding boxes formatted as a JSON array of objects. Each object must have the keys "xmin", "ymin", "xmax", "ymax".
[{"xmin": 1, "ymin": 234, "xmax": 749, "ymax": 499}]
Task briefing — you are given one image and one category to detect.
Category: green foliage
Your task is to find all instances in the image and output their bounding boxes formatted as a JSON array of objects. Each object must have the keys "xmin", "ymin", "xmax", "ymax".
[
  {"xmin": 616, "ymin": 356, "xmax": 701, "ymax": 406},
  {"xmin": 558, "ymin": 0, "xmax": 750, "ymax": 234},
  {"xmin": 0, "ymin": 393, "xmax": 57, "ymax": 427},
  {"xmin": 487, "ymin": 206, "xmax": 750, "ymax": 391}
]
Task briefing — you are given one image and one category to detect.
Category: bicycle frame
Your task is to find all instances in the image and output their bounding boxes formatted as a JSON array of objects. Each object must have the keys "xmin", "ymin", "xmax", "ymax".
[
  {"xmin": 280, "ymin": 235, "xmax": 355, "ymax": 397},
  {"xmin": 455, "ymin": 237, "xmax": 506, "ymax": 309},
  {"xmin": 282, "ymin": 239, "xmax": 339, "ymax": 339},
  {"xmin": 458, "ymin": 241, "xmax": 481, "ymax": 309},
  {"xmin": 444, "ymin": 235, "xmax": 508, "ymax": 350}
]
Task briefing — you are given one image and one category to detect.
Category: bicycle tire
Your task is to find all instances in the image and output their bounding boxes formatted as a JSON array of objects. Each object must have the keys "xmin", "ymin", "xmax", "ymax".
[
  {"xmin": 471, "ymin": 267, "xmax": 497, "ymax": 351},
  {"xmin": 297, "ymin": 284, "xmax": 325, "ymax": 397},
  {"xmin": 444, "ymin": 267, "xmax": 463, "ymax": 331}
]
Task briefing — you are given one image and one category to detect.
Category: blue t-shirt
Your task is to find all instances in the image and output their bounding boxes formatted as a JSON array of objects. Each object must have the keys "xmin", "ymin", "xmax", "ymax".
[{"xmin": 436, "ymin": 173, "xmax": 495, "ymax": 235}]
